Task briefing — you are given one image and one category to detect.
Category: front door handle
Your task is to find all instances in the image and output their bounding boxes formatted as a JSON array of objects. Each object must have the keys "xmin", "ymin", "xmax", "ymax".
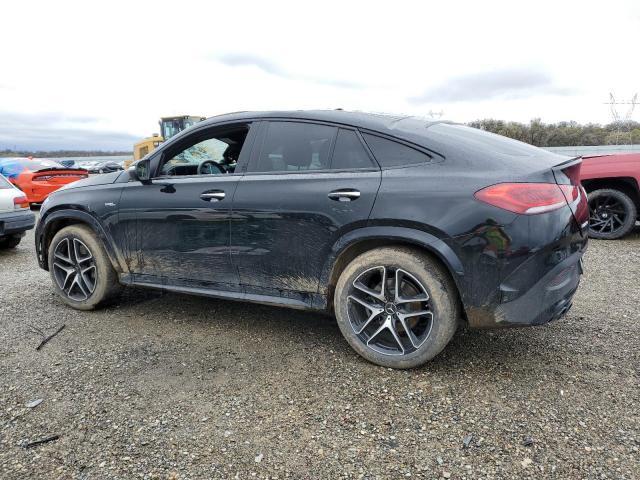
[
  {"xmin": 200, "ymin": 190, "xmax": 225, "ymax": 202},
  {"xmin": 328, "ymin": 189, "xmax": 361, "ymax": 202}
]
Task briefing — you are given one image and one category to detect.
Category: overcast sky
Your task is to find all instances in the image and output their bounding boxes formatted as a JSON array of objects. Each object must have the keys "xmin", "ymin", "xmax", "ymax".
[{"xmin": 1, "ymin": 0, "xmax": 638, "ymax": 150}]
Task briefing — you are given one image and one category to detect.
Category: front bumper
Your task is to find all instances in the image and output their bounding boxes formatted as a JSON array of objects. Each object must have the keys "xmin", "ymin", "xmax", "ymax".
[{"xmin": 0, "ymin": 210, "xmax": 35, "ymax": 237}]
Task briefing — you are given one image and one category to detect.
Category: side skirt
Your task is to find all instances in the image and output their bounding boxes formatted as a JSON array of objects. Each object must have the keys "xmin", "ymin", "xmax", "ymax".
[{"xmin": 119, "ymin": 274, "xmax": 327, "ymax": 311}]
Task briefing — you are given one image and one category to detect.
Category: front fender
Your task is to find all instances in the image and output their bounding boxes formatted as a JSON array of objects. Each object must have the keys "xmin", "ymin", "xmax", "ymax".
[
  {"xmin": 319, "ymin": 226, "xmax": 465, "ymax": 295},
  {"xmin": 36, "ymin": 208, "xmax": 125, "ymax": 273}
]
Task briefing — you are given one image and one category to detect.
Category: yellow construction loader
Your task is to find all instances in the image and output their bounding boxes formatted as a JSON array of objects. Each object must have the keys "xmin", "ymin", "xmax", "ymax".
[{"xmin": 124, "ymin": 115, "xmax": 205, "ymax": 168}]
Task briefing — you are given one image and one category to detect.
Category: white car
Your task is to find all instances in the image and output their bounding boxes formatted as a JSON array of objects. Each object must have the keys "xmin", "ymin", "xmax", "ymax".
[{"xmin": 0, "ymin": 173, "xmax": 35, "ymax": 248}]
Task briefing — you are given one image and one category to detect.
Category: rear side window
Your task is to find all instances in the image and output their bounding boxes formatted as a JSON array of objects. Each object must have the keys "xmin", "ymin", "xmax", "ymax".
[
  {"xmin": 362, "ymin": 133, "xmax": 431, "ymax": 167},
  {"xmin": 331, "ymin": 129, "xmax": 375, "ymax": 170},
  {"xmin": 253, "ymin": 122, "xmax": 337, "ymax": 172}
]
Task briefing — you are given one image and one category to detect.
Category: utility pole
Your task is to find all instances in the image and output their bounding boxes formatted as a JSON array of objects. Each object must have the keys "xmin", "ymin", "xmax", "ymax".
[{"xmin": 604, "ymin": 93, "xmax": 637, "ymax": 145}]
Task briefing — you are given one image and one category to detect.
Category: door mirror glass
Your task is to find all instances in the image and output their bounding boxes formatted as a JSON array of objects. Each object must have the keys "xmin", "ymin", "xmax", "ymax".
[{"xmin": 134, "ymin": 159, "xmax": 151, "ymax": 182}]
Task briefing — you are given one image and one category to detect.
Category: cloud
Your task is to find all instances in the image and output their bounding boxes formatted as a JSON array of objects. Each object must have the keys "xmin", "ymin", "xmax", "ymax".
[
  {"xmin": 0, "ymin": 111, "xmax": 139, "ymax": 151},
  {"xmin": 216, "ymin": 53, "xmax": 363, "ymax": 89},
  {"xmin": 409, "ymin": 68, "xmax": 576, "ymax": 104},
  {"xmin": 218, "ymin": 53, "xmax": 285, "ymax": 76}
]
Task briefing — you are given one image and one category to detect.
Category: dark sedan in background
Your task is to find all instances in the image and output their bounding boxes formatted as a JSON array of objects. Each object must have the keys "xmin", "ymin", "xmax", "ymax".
[
  {"xmin": 34, "ymin": 111, "xmax": 588, "ymax": 368},
  {"xmin": 75, "ymin": 159, "xmax": 124, "ymax": 174}
]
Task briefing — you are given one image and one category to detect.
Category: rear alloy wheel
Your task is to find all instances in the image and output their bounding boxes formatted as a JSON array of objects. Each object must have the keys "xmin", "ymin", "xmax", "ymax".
[
  {"xmin": 334, "ymin": 247, "xmax": 459, "ymax": 369},
  {"xmin": 588, "ymin": 188, "xmax": 637, "ymax": 240},
  {"xmin": 48, "ymin": 225, "xmax": 122, "ymax": 310}
]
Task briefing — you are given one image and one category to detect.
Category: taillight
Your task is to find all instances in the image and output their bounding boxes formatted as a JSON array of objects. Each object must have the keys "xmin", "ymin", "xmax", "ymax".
[
  {"xmin": 558, "ymin": 184, "xmax": 589, "ymax": 226},
  {"xmin": 13, "ymin": 196, "xmax": 29, "ymax": 209},
  {"xmin": 475, "ymin": 183, "xmax": 569, "ymax": 214}
]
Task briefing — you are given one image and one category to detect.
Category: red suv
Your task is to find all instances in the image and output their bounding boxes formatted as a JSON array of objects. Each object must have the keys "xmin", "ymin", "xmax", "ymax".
[{"xmin": 581, "ymin": 153, "xmax": 640, "ymax": 239}]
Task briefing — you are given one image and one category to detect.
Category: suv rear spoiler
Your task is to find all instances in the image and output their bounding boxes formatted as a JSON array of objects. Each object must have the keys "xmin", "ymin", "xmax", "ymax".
[{"xmin": 552, "ymin": 157, "xmax": 589, "ymax": 232}]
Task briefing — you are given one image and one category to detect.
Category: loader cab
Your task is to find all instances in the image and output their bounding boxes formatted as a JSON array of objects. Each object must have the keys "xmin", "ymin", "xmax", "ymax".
[
  {"xmin": 160, "ymin": 115, "xmax": 206, "ymax": 141},
  {"xmin": 125, "ymin": 115, "xmax": 207, "ymax": 167}
]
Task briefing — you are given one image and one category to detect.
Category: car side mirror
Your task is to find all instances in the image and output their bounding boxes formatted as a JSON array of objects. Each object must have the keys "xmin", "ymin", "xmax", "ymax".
[{"xmin": 133, "ymin": 159, "xmax": 151, "ymax": 183}]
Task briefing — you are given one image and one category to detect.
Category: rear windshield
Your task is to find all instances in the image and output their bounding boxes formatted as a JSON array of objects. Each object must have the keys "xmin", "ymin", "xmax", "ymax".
[
  {"xmin": 6, "ymin": 158, "xmax": 65, "ymax": 170},
  {"xmin": 0, "ymin": 175, "xmax": 12, "ymax": 189},
  {"xmin": 0, "ymin": 158, "xmax": 66, "ymax": 179},
  {"xmin": 425, "ymin": 123, "xmax": 545, "ymax": 157}
]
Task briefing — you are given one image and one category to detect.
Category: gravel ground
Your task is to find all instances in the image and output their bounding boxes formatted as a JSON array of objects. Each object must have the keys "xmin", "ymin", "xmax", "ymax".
[{"xmin": 1, "ymin": 219, "xmax": 638, "ymax": 479}]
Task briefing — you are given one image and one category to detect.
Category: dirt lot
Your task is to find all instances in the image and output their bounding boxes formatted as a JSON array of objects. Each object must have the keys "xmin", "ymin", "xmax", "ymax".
[{"xmin": 1, "ymin": 221, "xmax": 638, "ymax": 479}]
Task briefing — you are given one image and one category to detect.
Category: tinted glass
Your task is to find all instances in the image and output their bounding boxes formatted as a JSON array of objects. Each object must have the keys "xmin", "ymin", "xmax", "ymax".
[
  {"xmin": 0, "ymin": 158, "xmax": 65, "ymax": 170},
  {"xmin": 362, "ymin": 134, "xmax": 431, "ymax": 167},
  {"xmin": 253, "ymin": 122, "xmax": 337, "ymax": 172},
  {"xmin": 331, "ymin": 129, "xmax": 374, "ymax": 170},
  {"xmin": 427, "ymin": 123, "xmax": 545, "ymax": 157}
]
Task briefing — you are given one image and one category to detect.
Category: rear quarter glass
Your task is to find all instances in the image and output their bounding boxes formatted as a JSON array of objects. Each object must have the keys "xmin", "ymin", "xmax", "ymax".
[{"xmin": 361, "ymin": 133, "xmax": 431, "ymax": 167}]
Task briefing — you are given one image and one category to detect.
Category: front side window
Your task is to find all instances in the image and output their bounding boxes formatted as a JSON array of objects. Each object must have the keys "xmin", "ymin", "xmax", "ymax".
[
  {"xmin": 362, "ymin": 133, "xmax": 431, "ymax": 167},
  {"xmin": 158, "ymin": 126, "xmax": 248, "ymax": 177},
  {"xmin": 331, "ymin": 129, "xmax": 375, "ymax": 170},
  {"xmin": 252, "ymin": 122, "xmax": 337, "ymax": 173}
]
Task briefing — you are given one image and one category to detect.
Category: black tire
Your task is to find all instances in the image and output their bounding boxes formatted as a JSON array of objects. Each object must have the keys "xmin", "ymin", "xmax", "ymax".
[
  {"xmin": 0, "ymin": 234, "xmax": 22, "ymax": 249},
  {"xmin": 334, "ymin": 247, "xmax": 460, "ymax": 369},
  {"xmin": 48, "ymin": 225, "xmax": 122, "ymax": 310},
  {"xmin": 588, "ymin": 188, "xmax": 637, "ymax": 240}
]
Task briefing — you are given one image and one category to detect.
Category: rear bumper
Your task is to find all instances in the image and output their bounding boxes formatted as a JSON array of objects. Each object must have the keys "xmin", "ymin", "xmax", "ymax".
[
  {"xmin": 467, "ymin": 248, "xmax": 585, "ymax": 328},
  {"xmin": 24, "ymin": 184, "xmax": 60, "ymax": 203},
  {"xmin": 0, "ymin": 210, "xmax": 35, "ymax": 237}
]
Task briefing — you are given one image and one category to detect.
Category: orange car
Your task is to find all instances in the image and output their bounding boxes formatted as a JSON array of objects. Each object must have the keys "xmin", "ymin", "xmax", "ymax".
[{"xmin": 0, "ymin": 158, "xmax": 88, "ymax": 204}]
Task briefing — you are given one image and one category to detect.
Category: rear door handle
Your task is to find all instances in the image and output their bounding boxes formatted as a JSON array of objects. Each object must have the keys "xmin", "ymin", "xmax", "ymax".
[
  {"xmin": 328, "ymin": 189, "xmax": 361, "ymax": 202},
  {"xmin": 200, "ymin": 190, "xmax": 225, "ymax": 202}
]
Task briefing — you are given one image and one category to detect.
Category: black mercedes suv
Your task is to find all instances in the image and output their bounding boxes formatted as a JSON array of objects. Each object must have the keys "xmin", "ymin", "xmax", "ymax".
[{"xmin": 35, "ymin": 110, "xmax": 588, "ymax": 368}]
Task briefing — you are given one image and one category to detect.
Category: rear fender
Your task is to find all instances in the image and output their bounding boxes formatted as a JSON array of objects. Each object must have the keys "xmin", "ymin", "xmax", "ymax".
[{"xmin": 319, "ymin": 226, "xmax": 464, "ymax": 295}]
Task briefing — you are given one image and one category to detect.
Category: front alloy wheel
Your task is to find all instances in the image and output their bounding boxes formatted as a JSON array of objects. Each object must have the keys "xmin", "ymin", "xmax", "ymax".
[
  {"xmin": 48, "ymin": 224, "xmax": 122, "ymax": 310},
  {"xmin": 52, "ymin": 237, "xmax": 97, "ymax": 301}
]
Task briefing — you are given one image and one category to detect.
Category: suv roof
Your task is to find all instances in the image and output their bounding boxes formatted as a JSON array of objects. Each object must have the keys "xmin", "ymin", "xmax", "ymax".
[
  {"xmin": 170, "ymin": 110, "xmax": 566, "ymax": 172},
  {"xmin": 200, "ymin": 109, "xmax": 443, "ymax": 133}
]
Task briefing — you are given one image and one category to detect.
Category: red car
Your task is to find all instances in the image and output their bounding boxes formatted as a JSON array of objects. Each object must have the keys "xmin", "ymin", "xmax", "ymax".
[
  {"xmin": 581, "ymin": 153, "xmax": 640, "ymax": 239},
  {"xmin": 0, "ymin": 158, "xmax": 88, "ymax": 204}
]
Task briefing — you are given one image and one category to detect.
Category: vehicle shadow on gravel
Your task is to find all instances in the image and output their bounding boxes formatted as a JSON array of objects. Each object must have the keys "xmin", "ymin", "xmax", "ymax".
[{"xmin": 107, "ymin": 287, "xmax": 564, "ymax": 375}]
